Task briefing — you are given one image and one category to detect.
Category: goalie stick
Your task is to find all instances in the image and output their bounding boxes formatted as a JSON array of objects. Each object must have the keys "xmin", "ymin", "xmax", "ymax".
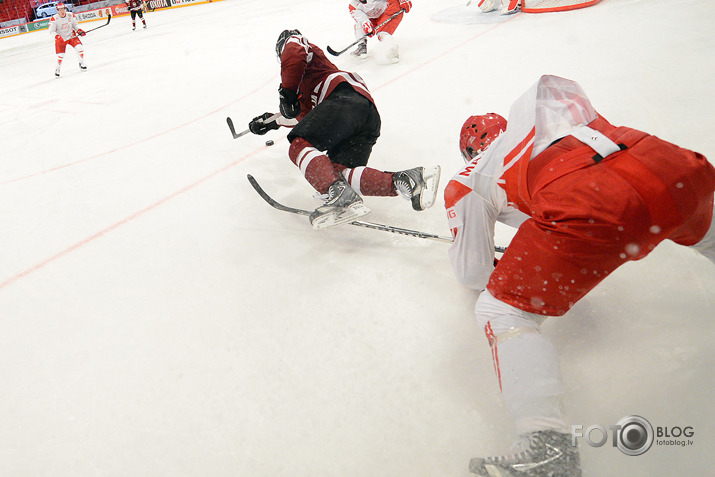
[
  {"xmin": 226, "ymin": 114, "xmax": 281, "ymax": 140},
  {"xmin": 83, "ymin": 14, "xmax": 111, "ymax": 34},
  {"xmin": 327, "ymin": 9, "xmax": 405, "ymax": 57},
  {"xmin": 247, "ymin": 174, "xmax": 507, "ymax": 252}
]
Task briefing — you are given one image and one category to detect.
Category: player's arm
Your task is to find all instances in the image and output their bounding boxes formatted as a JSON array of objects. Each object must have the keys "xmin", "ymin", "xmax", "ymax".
[
  {"xmin": 445, "ymin": 182, "xmax": 500, "ymax": 291},
  {"xmin": 278, "ymin": 40, "xmax": 307, "ymax": 119},
  {"xmin": 349, "ymin": 4, "xmax": 373, "ymax": 36}
]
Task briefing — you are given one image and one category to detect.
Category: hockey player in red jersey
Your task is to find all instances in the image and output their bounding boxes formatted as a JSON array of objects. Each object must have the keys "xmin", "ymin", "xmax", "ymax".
[
  {"xmin": 444, "ymin": 75, "xmax": 715, "ymax": 476},
  {"xmin": 127, "ymin": 0, "xmax": 147, "ymax": 30},
  {"xmin": 247, "ymin": 30, "xmax": 440, "ymax": 229},
  {"xmin": 48, "ymin": 2, "xmax": 86, "ymax": 77},
  {"xmin": 348, "ymin": 0, "xmax": 411, "ymax": 61}
]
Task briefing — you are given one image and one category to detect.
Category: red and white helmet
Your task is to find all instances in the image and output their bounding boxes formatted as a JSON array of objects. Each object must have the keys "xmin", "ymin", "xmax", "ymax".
[
  {"xmin": 57, "ymin": 2, "xmax": 66, "ymax": 7},
  {"xmin": 459, "ymin": 113, "xmax": 507, "ymax": 163}
]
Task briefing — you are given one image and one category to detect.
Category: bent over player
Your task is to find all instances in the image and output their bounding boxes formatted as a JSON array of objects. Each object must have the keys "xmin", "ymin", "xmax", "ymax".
[
  {"xmin": 48, "ymin": 2, "xmax": 86, "ymax": 77},
  {"xmin": 444, "ymin": 75, "xmax": 715, "ymax": 476},
  {"xmin": 247, "ymin": 30, "xmax": 440, "ymax": 229},
  {"xmin": 348, "ymin": 0, "xmax": 411, "ymax": 61}
]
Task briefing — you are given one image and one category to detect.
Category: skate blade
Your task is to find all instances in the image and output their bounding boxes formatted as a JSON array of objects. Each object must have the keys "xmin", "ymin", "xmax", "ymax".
[
  {"xmin": 311, "ymin": 203, "xmax": 371, "ymax": 230},
  {"xmin": 418, "ymin": 165, "xmax": 441, "ymax": 210}
]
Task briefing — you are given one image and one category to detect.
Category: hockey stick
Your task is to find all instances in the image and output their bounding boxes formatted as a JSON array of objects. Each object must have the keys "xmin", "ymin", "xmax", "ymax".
[
  {"xmin": 83, "ymin": 14, "xmax": 111, "ymax": 34},
  {"xmin": 327, "ymin": 9, "xmax": 405, "ymax": 57},
  {"xmin": 227, "ymin": 114, "xmax": 281, "ymax": 140},
  {"xmin": 248, "ymin": 174, "xmax": 507, "ymax": 251}
]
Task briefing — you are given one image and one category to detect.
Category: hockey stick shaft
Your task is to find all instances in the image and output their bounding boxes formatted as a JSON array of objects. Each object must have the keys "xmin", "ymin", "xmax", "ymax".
[
  {"xmin": 227, "ymin": 114, "xmax": 280, "ymax": 140},
  {"xmin": 327, "ymin": 9, "xmax": 405, "ymax": 56},
  {"xmin": 247, "ymin": 174, "xmax": 507, "ymax": 251},
  {"xmin": 83, "ymin": 14, "xmax": 111, "ymax": 33}
]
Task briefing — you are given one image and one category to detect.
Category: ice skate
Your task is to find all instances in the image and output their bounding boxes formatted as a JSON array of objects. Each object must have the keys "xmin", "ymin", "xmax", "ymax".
[
  {"xmin": 469, "ymin": 430, "xmax": 581, "ymax": 477},
  {"xmin": 132, "ymin": 25, "xmax": 136, "ymax": 30},
  {"xmin": 393, "ymin": 165, "xmax": 441, "ymax": 211},
  {"xmin": 500, "ymin": 0, "xmax": 521, "ymax": 14},
  {"xmin": 309, "ymin": 180, "xmax": 370, "ymax": 229},
  {"xmin": 54, "ymin": 67, "xmax": 60, "ymax": 77},
  {"xmin": 352, "ymin": 40, "xmax": 367, "ymax": 58},
  {"xmin": 79, "ymin": 62, "xmax": 87, "ymax": 71}
]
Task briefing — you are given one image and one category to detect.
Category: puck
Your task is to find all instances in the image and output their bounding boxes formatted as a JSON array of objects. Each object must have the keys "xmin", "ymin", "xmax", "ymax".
[{"xmin": 265, "ymin": 140, "xmax": 275, "ymax": 146}]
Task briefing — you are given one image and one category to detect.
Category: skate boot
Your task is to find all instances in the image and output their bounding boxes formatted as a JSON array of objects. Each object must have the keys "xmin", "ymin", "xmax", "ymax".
[
  {"xmin": 79, "ymin": 62, "xmax": 87, "ymax": 71},
  {"xmin": 309, "ymin": 179, "xmax": 370, "ymax": 229},
  {"xmin": 393, "ymin": 165, "xmax": 441, "ymax": 211},
  {"xmin": 54, "ymin": 67, "xmax": 60, "ymax": 77},
  {"xmin": 352, "ymin": 39, "xmax": 367, "ymax": 58},
  {"xmin": 500, "ymin": 0, "xmax": 521, "ymax": 15},
  {"xmin": 469, "ymin": 430, "xmax": 581, "ymax": 477}
]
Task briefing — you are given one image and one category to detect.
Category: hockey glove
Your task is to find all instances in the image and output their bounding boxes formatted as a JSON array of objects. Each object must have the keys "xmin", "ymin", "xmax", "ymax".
[
  {"xmin": 361, "ymin": 20, "xmax": 374, "ymax": 36},
  {"xmin": 278, "ymin": 86, "xmax": 301, "ymax": 120},
  {"xmin": 77, "ymin": 29, "xmax": 86, "ymax": 36},
  {"xmin": 248, "ymin": 112, "xmax": 280, "ymax": 135},
  {"xmin": 399, "ymin": 0, "xmax": 412, "ymax": 13},
  {"xmin": 55, "ymin": 34, "xmax": 63, "ymax": 42}
]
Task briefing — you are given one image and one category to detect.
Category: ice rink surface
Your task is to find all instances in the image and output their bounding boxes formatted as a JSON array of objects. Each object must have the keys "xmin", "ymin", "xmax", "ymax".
[{"xmin": 0, "ymin": 0, "xmax": 713, "ymax": 475}]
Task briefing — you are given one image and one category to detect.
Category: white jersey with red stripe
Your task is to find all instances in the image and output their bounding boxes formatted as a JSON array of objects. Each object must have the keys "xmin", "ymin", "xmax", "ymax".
[
  {"xmin": 49, "ymin": 12, "xmax": 79, "ymax": 41},
  {"xmin": 445, "ymin": 75, "xmax": 603, "ymax": 291},
  {"xmin": 349, "ymin": 0, "xmax": 388, "ymax": 22}
]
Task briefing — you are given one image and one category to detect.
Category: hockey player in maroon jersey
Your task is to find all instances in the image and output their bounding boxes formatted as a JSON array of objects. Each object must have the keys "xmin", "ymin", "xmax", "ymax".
[
  {"xmin": 348, "ymin": 0, "xmax": 411, "ymax": 60},
  {"xmin": 127, "ymin": 0, "xmax": 147, "ymax": 30},
  {"xmin": 444, "ymin": 75, "xmax": 715, "ymax": 476},
  {"xmin": 48, "ymin": 2, "xmax": 86, "ymax": 77},
  {"xmin": 247, "ymin": 30, "xmax": 440, "ymax": 229}
]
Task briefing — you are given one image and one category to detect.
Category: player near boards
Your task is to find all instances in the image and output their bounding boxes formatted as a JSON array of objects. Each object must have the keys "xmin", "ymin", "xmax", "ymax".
[
  {"xmin": 247, "ymin": 29, "xmax": 440, "ymax": 229},
  {"xmin": 48, "ymin": 2, "xmax": 86, "ymax": 77},
  {"xmin": 348, "ymin": 0, "xmax": 412, "ymax": 61},
  {"xmin": 476, "ymin": 0, "xmax": 521, "ymax": 15},
  {"xmin": 444, "ymin": 75, "xmax": 715, "ymax": 476},
  {"xmin": 127, "ymin": 0, "xmax": 147, "ymax": 30}
]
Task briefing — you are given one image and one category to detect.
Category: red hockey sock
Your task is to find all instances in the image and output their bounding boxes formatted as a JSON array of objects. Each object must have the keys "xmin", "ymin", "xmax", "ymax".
[
  {"xmin": 288, "ymin": 137, "xmax": 341, "ymax": 194},
  {"xmin": 337, "ymin": 165, "xmax": 397, "ymax": 197}
]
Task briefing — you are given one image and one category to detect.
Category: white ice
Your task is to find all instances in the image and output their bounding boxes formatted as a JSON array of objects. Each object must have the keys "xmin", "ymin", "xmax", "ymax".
[{"xmin": 0, "ymin": 0, "xmax": 713, "ymax": 475}]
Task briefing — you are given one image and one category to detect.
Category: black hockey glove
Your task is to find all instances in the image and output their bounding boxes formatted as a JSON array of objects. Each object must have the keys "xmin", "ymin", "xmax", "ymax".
[
  {"xmin": 248, "ymin": 112, "xmax": 280, "ymax": 135},
  {"xmin": 278, "ymin": 86, "xmax": 301, "ymax": 119}
]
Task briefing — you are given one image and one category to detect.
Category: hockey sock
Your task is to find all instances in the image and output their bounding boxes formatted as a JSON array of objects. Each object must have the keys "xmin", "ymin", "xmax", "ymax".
[
  {"xmin": 476, "ymin": 290, "xmax": 567, "ymax": 436},
  {"xmin": 288, "ymin": 137, "xmax": 341, "ymax": 194},
  {"xmin": 75, "ymin": 44, "xmax": 85, "ymax": 64},
  {"xmin": 336, "ymin": 165, "xmax": 398, "ymax": 197},
  {"xmin": 56, "ymin": 53, "xmax": 65, "ymax": 68}
]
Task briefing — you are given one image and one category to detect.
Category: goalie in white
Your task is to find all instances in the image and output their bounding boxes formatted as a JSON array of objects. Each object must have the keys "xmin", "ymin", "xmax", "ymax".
[{"xmin": 476, "ymin": 0, "xmax": 521, "ymax": 15}]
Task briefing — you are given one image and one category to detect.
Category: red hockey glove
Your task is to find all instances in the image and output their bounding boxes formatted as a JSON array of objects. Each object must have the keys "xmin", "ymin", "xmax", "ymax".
[
  {"xmin": 278, "ymin": 86, "xmax": 301, "ymax": 119},
  {"xmin": 248, "ymin": 112, "xmax": 280, "ymax": 135},
  {"xmin": 77, "ymin": 29, "xmax": 86, "ymax": 36},
  {"xmin": 55, "ymin": 34, "xmax": 62, "ymax": 41},
  {"xmin": 361, "ymin": 19, "xmax": 374, "ymax": 36},
  {"xmin": 399, "ymin": 0, "xmax": 412, "ymax": 13}
]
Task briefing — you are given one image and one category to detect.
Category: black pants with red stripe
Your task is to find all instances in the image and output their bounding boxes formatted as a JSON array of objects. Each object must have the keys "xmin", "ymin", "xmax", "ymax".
[{"xmin": 287, "ymin": 83, "xmax": 381, "ymax": 169}]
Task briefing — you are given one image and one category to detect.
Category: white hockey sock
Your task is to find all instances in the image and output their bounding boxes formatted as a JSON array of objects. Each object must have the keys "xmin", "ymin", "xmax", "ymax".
[
  {"xmin": 690, "ymin": 198, "xmax": 715, "ymax": 264},
  {"xmin": 476, "ymin": 290, "xmax": 568, "ymax": 436}
]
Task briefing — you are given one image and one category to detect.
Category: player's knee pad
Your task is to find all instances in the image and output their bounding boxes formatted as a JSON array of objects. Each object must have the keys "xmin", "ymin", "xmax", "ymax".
[{"xmin": 475, "ymin": 289, "xmax": 544, "ymax": 342}]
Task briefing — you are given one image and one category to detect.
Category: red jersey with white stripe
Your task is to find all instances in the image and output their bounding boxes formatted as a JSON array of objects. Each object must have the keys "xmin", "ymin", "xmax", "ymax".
[
  {"xmin": 280, "ymin": 34, "xmax": 374, "ymax": 121},
  {"xmin": 49, "ymin": 11, "xmax": 79, "ymax": 41}
]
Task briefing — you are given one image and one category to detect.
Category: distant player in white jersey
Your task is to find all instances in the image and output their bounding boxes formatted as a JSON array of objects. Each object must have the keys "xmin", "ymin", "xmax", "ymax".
[
  {"xmin": 127, "ymin": 0, "xmax": 147, "ymax": 30},
  {"xmin": 445, "ymin": 75, "xmax": 715, "ymax": 476},
  {"xmin": 48, "ymin": 2, "xmax": 86, "ymax": 77},
  {"xmin": 348, "ymin": 0, "xmax": 412, "ymax": 61}
]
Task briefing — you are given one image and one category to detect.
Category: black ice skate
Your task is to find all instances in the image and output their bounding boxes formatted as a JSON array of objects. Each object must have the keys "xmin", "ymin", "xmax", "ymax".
[
  {"xmin": 54, "ymin": 67, "xmax": 60, "ymax": 77},
  {"xmin": 393, "ymin": 165, "xmax": 441, "ymax": 211},
  {"xmin": 469, "ymin": 430, "xmax": 581, "ymax": 477},
  {"xmin": 79, "ymin": 63, "xmax": 87, "ymax": 71},
  {"xmin": 352, "ymin": 39, "xmax": 367, "ymax": 58},
  {"xmin": 309, "ymin": 180, "xmax": 370, "ymax": 230}
]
